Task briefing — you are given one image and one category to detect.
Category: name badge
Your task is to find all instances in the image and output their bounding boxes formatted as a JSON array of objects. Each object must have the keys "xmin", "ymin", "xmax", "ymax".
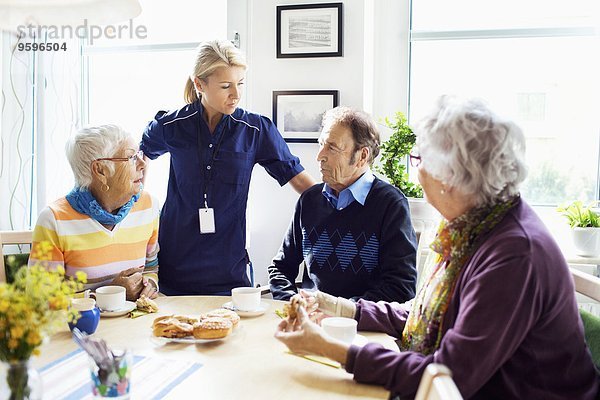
[{"xmin": 199, "ymin": 208, "xmax": 216, "ymax": 234}]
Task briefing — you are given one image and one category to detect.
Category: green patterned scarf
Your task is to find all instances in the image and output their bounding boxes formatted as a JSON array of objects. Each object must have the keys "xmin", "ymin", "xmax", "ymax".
[{"xmin": 400, "ymin": 196, "xmax": 519, "ymax": 355}]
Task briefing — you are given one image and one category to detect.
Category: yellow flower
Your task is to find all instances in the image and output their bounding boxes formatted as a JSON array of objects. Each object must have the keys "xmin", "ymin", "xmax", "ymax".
[
  {"xmin": 0, "ymin": 243, "xmax": 85, "ymax": 362},
  {"xmin": 8, "ymin": 338, "xmax": 18, "ymax": 350},
  {"xmin": 26, "ymin": 330, "xmax": 41, "ymax": 346},
  {"xmin": 10, "ymin": 326, "xmax": 24, "ymax": 339},
  {"xmin": 75, "ymin": 271, "xmax": 88, "ymax": 284}
]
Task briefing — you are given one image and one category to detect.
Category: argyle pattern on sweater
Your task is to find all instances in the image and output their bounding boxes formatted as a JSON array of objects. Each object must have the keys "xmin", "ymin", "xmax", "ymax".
[{"xmin": 302, "ymin": 227, "xmax": 379, "ymax": 274}]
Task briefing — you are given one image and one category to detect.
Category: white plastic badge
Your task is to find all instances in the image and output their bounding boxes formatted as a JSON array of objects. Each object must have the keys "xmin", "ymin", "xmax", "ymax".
[{"xmin": 199, "ymin": 208, "xmax": 215, "ymax": 234}]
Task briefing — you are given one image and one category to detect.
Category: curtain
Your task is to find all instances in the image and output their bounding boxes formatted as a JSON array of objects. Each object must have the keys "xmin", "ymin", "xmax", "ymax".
[{"xmin": 0, "ymin": 30, "xmax": 80, "ymax": 231}]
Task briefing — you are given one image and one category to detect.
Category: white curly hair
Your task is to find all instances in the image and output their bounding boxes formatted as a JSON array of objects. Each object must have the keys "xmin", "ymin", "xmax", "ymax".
[
  {"xmin": 65, "ymin": 124, "xmax": 130, "ymax": 189},
  {"xmin": 415, "ymin": 95, "xmax": 528, "ymax": 207}
]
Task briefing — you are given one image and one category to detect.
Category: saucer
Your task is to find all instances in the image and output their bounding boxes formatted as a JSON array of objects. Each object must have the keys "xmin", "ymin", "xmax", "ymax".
[
  {"xmin": 100, "ymin": 301, "xmax": 136, "ymax": 318},
  {"xmin": 222, "ymin": 301, "xmax": 268, "ymax": 317}
]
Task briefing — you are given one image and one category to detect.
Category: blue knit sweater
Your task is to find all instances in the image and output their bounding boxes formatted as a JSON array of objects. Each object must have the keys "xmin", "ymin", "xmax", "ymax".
[{"xmin": 269, "ymin": 178, "xmax": 417, "ymax": 302}]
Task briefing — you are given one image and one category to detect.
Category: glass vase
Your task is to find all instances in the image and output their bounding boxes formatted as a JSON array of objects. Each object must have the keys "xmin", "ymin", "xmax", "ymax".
[{"xmin": 0, "ymin": 359, "xmax": 42, "ymax": 400}]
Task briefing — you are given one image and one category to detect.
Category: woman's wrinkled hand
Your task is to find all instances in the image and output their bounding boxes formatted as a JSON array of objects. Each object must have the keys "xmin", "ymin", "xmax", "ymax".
[
  {"xmin": 274, "ymin": 305, "xmax": 328, "ymax": 356},
  {"xmin": 299, "ymin": 289, "xmax": 332, "ymax": 324},
  {"xmin": 111, "ymin": 266, "xmax": 144, "ymax": 301},
  {"xmin": 139, "ymin": 277, "xmax": 159, "ymax": 299}
]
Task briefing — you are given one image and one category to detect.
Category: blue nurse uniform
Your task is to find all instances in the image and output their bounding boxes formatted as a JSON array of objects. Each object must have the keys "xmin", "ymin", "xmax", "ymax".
[{"xmin": 141, "ymin": 100, "xmax": 304, "ymax": 295}]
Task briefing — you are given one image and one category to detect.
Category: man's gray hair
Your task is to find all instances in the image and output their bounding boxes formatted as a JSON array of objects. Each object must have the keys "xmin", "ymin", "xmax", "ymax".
[
  {"xmin": 415, "ymin": 95, "xmax": 527, "ymax": 206},
  {"xmin": 65, "ymin": 124, "xmax": 130, "ymax": 189},
  {"xmin": 321, "ymin": 106, "xmax": 380, "ymax": 165}
]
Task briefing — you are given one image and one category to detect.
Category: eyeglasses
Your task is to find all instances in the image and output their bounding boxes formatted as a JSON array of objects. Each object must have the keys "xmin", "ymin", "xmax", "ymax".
[
  {"xmin": 409, "ymin": 152, "xmax": 422, "ymax": 168},
  {"xmin": 95, "ymin": 150, "xmax": 143, "ymax": 165}
]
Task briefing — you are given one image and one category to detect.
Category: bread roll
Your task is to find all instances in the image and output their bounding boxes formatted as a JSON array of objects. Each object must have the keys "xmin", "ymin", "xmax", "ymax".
[{"xmin": 193, "ymin": 317, "xmax": 233, "ymax": 339}]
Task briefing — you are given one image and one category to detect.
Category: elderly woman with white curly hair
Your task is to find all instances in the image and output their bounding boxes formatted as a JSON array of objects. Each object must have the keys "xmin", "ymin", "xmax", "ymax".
[
  {"xmin": 275, "ymin": 96, "xmax": 599, "ymax": 399},
  {"xmin": 29, "ymin": 125, "xmax": 160, "ymax": 301}
]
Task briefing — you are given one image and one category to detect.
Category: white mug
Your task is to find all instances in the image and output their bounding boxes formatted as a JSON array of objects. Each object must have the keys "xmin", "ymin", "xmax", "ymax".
[
  {"xmin": 90, "ymin": 285, "xmax": 126, "ymax": 311},
  {"xmin": 231, "ymin": 287, "xmax": 261, "ymax": 311},
  {"xmin": 321, "ymin": 317, "xmax": 358, "ymax": 344}
]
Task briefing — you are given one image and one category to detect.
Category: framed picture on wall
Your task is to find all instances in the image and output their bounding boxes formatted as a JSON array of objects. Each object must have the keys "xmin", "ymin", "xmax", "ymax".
[
  {"xmin": 276, "ymin": 3, "xmax": 343, "ymax": 58},
  {"xmin": 273, "ymin": 90, "xmax": 339, "ymax": 143}
]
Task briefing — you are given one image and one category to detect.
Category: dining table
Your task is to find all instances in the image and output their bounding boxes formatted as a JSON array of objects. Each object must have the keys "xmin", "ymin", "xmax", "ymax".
[{"xmin": 34, "ymin": 296, "xmax": 397, "ymax": 399}]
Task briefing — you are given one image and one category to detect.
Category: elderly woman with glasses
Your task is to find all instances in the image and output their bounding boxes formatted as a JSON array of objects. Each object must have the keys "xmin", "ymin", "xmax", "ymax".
[
  {"xmin": 30, "ymin": 125, "xmax": 160, "ymax": 301},
  {"xmin": 275, "ymin": 96, "xmax": 599, "ymax": 399}
]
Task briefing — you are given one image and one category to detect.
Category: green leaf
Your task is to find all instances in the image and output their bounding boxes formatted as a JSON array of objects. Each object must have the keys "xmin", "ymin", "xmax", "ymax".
[
  {"xmin": 375, "ymin": 112, "xmax": 423, "ymax": 198},
  {"xmin": 557, "ymin": 201, "xmax": 600, "ymax": 228}
]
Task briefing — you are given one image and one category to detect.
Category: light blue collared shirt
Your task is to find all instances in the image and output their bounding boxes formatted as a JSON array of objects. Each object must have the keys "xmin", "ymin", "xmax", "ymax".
[{"xmin": 322, "ymin": 169, "xmax": 375, "ymax": 210}]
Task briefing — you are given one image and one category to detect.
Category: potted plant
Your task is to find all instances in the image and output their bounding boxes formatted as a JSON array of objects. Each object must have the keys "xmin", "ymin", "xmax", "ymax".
[
  {"xmin": 557, "ymin": 201, "xmax": 600, "ymax": 257},
  {"xmin": 375, "ymin": 112, "xmax": 439, "ymax": 263},
  {"xmin": 375, "ymin": 111, "xmax": 423, "ymax": 198}
]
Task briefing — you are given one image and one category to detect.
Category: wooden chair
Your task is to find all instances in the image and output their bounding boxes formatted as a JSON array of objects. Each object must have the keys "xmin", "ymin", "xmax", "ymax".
[
  {"xmin": 0, "ymin": 230, "xmax": 33, "ymax": 283},
  {"xmin": 409, "ymin": 200, "xmax": 441, "ymax": 290},
  {"xmin": 572, "ymin": 268, "xmax": 600, "ymax": 303},
  {"xmin": 571, "ymin": 267, "xmax": 600, "ymax": 370},
  {"xmin": 415, "ymin": 363, "xmax": 463, "ymax": 400}
]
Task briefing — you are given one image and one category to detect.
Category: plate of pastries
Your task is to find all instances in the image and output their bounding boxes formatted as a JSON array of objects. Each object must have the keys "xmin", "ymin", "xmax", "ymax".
[{"xmin": 151, "ymin": 308, "xmax": 240, "ymax": 343}]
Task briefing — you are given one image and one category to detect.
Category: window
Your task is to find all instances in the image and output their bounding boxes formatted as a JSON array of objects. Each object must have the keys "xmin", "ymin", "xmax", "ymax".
[
  {"xmin": 83, "ymin": 0, "xmax": 227, "ymax": 204},
  {"xmin": 409, "ymin": 0, "xmax": 600, "ymax": 205}
]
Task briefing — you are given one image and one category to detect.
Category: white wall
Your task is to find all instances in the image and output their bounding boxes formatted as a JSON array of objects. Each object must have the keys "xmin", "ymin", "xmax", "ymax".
[{"xmin": 228, "ymin": 0, "xmax": 411, "ymax": 286}]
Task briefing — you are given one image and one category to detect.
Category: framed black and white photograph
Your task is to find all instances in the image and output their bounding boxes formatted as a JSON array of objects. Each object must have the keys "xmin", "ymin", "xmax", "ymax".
[
  {"xmin": 273, "ymin": 90, "xmax": 339, "ymax": 143},
  {"xmin": 276, "ymin": 3, "xmax": 343, "ymax": 58}
]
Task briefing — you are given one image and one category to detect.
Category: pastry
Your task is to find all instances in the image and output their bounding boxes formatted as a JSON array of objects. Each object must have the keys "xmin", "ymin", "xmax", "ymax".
[
  {"xmin": 136, "ymin": 295, "xmax": 159, "ymax": 313},
  {"xmin": 152, "ymin": 317, "xmax": 193, "ymax": 338},
  {"xmin": 193, "ymin": 317, "xmax": 233, "ymax": 339},
  {"xmin": 284, "ymin": 295, "xmax": 307, "ymax": 320},
  {"xmin": 172, "ymin": 315, "xmax": 200, "ymax": 325},
  {"xmin": 205, "ymin": 308, "xmax": 240, "ymax": 327},
  {"xmin": 152, "ymin": 314, "xmax": 199, "ymax": 327}
]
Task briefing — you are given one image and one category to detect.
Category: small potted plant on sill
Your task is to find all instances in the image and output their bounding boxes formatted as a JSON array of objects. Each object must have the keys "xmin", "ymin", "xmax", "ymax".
[{"xmin": 557, "ymin": 200, "xmax": 600, "ymax": 257}]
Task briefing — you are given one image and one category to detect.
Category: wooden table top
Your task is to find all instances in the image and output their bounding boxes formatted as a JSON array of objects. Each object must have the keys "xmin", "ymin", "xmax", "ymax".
[{"xmin": 34, "ymin": 296, "xmax": 395, "ymax": 399}]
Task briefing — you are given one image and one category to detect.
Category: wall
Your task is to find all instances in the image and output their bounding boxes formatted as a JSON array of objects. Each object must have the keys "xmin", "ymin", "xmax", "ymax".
[{"xmin": 228, "ymin": 0, "xmax": 411, "ymax": 286}]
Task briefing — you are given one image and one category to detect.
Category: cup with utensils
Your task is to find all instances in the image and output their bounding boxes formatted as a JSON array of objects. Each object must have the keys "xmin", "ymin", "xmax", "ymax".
[{"xmin": 72, "ymin": 328, "xmax": 132, "ymax": 398}]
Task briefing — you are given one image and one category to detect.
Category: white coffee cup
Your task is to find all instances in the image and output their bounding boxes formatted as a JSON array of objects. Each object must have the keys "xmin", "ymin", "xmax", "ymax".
[
  {"xmin": 91, "ymin": 285, "xmax": 126, "ymax": 311},
  {"xmin": 231, "ymin": 287, "xmax": 261, "ymax": 311},
  {"xmin": 321, "ymin": 317, "xmax": 358, "ymax": 344}
]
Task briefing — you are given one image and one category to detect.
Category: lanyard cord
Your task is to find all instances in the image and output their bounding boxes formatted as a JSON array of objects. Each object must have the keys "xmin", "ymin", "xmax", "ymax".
[{"xmin": 197, "ymin": 115, "xmax": 227, "ymax": 208}]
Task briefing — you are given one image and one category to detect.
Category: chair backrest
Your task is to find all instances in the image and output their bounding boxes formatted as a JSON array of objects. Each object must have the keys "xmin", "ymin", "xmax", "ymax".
[
  {"xmin": 415, "ymin": 364, "xmax": 463, "ymax": 400},
  {"xmin": 0, "ymin": 230, "xmax": 33, "ymax": 283},
  {"xmin": 571, "ymin": 267, "xmax": 600, "ymax": 372},
  {"xmin": 409, "ymin": 199, "xmax": 441, "ymax": 289},
  {"xmin": 572, "ymin": 268, "xmax": 600, "ymax": 303}
]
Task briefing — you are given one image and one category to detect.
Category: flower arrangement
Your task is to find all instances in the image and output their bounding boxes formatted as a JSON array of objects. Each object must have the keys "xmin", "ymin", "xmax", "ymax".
[{"xmin": 0, "ymin": 241, "xmax": 86, "ymax": 399}]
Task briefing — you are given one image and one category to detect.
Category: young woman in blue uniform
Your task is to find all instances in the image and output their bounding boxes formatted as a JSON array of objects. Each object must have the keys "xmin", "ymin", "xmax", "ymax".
[{"xmin": 141, "ymin": 39, "xmax": 315, "ymax": 295}]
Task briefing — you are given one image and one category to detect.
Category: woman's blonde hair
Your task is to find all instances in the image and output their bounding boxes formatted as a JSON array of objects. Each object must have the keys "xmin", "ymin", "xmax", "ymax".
[{"xmin": 184, "ymin": 39, "xmax": 248, "ymax": 104}]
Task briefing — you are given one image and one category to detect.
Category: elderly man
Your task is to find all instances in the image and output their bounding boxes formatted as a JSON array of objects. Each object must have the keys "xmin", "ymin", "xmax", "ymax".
[{"xmin": 268, "ymin": 107, "xmax": 417, "ymax": 302}]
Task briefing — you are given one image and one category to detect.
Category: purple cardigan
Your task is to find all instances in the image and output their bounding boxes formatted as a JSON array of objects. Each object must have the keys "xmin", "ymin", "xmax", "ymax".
[{"xmin": 345, "ymin": 200, "xmax": 599, "ymax": 399}]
